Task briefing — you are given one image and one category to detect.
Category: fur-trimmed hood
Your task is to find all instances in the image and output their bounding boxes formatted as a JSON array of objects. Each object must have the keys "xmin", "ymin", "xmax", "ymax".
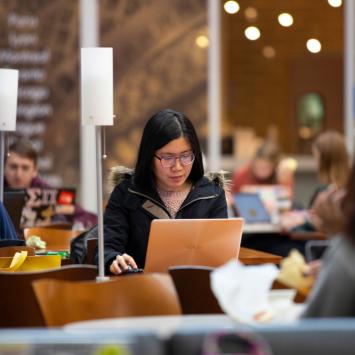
[{"xmin": 107, "ymin": 165, "xmax": 230, "ymax": 193}]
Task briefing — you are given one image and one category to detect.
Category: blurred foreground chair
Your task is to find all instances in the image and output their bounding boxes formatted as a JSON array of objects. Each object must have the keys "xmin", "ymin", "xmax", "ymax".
[
  {"xmin": 23, "ymin": 227, "xmax": 83, "ymax": 251},
  {"xmin": 0, "ymin": 264, "xmax": 97, "ymax": 327},
  {"xmin": 0, "ymin": 246, "xmax": 35, "ymax": 257},
  {"xmin": 33, "ymin": 273, "xmax": 181, "ymax": 327},
  {"xmin": 168, "ymin": 266, "xmax": 224, "ymax": 314}
]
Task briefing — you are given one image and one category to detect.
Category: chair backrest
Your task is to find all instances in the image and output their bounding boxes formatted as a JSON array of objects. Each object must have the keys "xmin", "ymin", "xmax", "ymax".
[
  {"xmin": 86, "ymin": 237, "xmax": 97, "ymax": 264},
  {"xmin": 0, "ymin": 246, "xmax": 35, "ymax": 257},
  {"xmin": 168, "ymin": 266, "xmax": 224, "ymax": 315},
  {"xmin": 23, "ymin": 227, "xmax": 83, "ymax": 251},
  {"xmin": 0, "ymin": 264, "xmax": 97, "ymax": 327},
  {"xmin": 33, "ymin": 273, "xmax": 181, "ymax": 327},
  {"xmin": 38, "ymin": 222, "xmax": 74, "ymax": 230}
]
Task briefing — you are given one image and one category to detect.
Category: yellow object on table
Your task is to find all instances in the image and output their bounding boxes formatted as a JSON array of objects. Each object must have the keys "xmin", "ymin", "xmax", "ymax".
[
  {"xmin": 276, "ymin": 249, "xmax": 314, "ymax": 296},
  {"xmin": 0, "ymin": 253, "xmax": 61, "ymax": 272}
]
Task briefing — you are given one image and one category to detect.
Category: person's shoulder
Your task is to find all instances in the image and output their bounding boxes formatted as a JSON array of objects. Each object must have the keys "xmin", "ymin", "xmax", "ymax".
[
  {"xmin": 31, "ymin": 176, "xmax": 51, "ymax": 188},
  {"xmin": 199, "ymin": 171, "xmax": 229, "ymax": 193},
  {"xmin": 107, "ymin": 166, "xmax": 134, "ymax": 193},
  {"xmin": 333, "ymin": 237, "xmax": 355, "ymax": 276},
  {"xmin": 234, "ymin": 163, "xmax": 252, "ymax": 177}
]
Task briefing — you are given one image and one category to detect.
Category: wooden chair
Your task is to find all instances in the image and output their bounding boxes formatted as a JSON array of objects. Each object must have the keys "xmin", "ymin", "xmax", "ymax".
[
  {"xmin": 38, "ymin": 222, "xmax": 74, "ymax": 230},
  {"xmin": 168, "ymin": 266, "xmax": 224, "ymax": 315},
  {"xmin": 86, "ymin": 237, "xmax": 97, "ymax": 264},
  {"xmin": 288, "ymin": 231, "xmax": 326, "ymax": 241},
  {"xmin": 0, "ymin": 246, "xmax": 35, "ymax": 257},
  {"xmin": 0, "ymin": 264, "xmax": 97, "ymax": 327},
  {"xmin": 33, "ymin": 273, "xmax": 181, "ymax": 327},
  {"xmin": 23, "ymin": 227, "xmax": 83, "ymax": 251}
]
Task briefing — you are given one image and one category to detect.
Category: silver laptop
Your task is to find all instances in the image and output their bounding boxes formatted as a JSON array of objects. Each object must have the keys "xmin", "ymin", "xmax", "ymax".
[{"xmin": 144, "ymin": 218, "xmax": 244, "ymax": 273}]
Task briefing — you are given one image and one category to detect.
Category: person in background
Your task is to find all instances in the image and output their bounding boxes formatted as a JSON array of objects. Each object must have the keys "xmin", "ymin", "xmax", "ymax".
[
  {"xmin": 281, "ymin": 131, "xmax": 350, "ymax": 233},
  {"xmin": 302, "ymin": 155, "xmax": 355, "ymax": 317},
  {"xmin": 96, "ymin": 109, "xmax": 228, "ymax": 275},
  {"xmin": 231, "ymin": 140, "xmax": 295, "ymax": 195},
  {"xmin": 309, "ymin": 130, "xmax": 350, "ymax": 207},
  {"xmin": 4, "ymin": 140, "xmax": 97, "ymax": 229},
  {"xmin": 231, "ymin": 140, "xmax": 301, "ymax": 257},
  {"xmin": 4, "ymin": 141, "xmax": 46, "ymax": 189}
]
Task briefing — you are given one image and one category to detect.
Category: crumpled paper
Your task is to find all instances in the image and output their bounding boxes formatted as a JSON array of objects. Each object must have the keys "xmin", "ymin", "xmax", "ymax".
[
  {"xmin": 26, "ymin": 235, "xmax": 46, "ymax": 250},
  {"xmin": 210, "ymin": 260, "xmax": 279, "ymax": 323}
]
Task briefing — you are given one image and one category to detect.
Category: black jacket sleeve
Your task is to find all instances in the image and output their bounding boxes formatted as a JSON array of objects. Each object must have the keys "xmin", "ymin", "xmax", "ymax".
[{"xmin": 101, "ymin": 184, "xmax": 131, "ymax": 270}]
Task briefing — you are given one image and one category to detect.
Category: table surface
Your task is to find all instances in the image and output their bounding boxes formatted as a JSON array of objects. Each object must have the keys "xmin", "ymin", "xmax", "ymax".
[
  {"xmin": 65, "ymin": 314, "xmax": 237, "ymax": 339},
  {"xmin": 239, "ymin": 247, "xmax": 282, "ymax": 265},
  {"xmin": 43, "ymin": 246, "xmax": 282, "ymax": 267}
]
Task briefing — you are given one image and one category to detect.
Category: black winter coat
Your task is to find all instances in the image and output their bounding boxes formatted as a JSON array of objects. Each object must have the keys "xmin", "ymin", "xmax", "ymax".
[{"xmin": 99, "ymin": 172, "xmax": 228, "ymax": 271}]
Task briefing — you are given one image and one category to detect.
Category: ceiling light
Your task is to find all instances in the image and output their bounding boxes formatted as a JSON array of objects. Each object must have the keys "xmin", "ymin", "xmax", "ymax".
[
  {"xmin": 244, "ymin": 26, "xmax": 261, "ymax": 41},
  {"xmin": 224, "ymin": 1, "xmax": 240, "ymax": 14},
  {"xmin": 278, "ymin": 13, "xmax": 293, "ymax": 27},
  {"xmin": 263, "ymin": 46, "xmax": 276, "ymax": 58},
  {"xmin": 306, "ymin": 39, "xmax": 322, "ymax": 53},
  {"xmin": 328, "ymin": 0, "xmax": 342, "ymax": 7},
  {"xmin": 244, "ymin": 7, "xmax": 258, "ymax": 21},
  {"xmin": 195, "ymin": 35, "xmax": 209, "ymax": 48}
]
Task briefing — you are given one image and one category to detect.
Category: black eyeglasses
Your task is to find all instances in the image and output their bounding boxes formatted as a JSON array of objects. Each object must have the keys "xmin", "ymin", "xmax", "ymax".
[{"xmin": 154, "ymin": 152, "xmax": 195, "ymax": 168}]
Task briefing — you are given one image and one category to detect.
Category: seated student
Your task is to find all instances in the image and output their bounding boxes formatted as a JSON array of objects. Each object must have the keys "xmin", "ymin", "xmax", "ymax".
[
  {"xmin": 231, "ymin": 140, "xmax": 295, "ymax": 195},
  {"xmin": 281, "ymin": 131, "xmax": 350, "ymax": 232},
  {"xmin": 302, "ymin": 156, "xmax": 355, "ymax": 318},
  {"xmin": 95, "ymin": 109, "xmax": 228, "ymax": 275},
  {"xmin": 4, "ymin": 140, "xmax": 97, "ymax": 229},
  {"xmin": 309, "ymin": 130, "xmax": 349, "ymax": 205},
  {"xmin": 0, "ymin": 201, "xmax": 20, "ymax": 240}
]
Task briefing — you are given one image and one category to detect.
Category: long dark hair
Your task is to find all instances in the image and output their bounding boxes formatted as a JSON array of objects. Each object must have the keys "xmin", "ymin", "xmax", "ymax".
[{"xmin": 134, "ymin": 109, "xmax": 204, "ymax": 189}]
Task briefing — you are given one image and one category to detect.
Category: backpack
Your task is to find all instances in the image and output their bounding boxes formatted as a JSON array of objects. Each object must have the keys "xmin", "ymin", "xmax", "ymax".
[{"xmin": 70, "ymin": 226, "xmax": 98, "ymax": 264}]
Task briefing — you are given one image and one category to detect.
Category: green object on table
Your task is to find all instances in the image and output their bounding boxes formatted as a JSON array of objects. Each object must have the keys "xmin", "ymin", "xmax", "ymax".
[{"xmin": 45, "ymin": 251, "xmax": 70, "ymax": 259}]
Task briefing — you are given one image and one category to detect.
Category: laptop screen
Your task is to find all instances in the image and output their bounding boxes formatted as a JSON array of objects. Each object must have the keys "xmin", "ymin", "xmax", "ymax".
[
  {"xmin": 21, "ymin": 187, "xmax": 76, "ymax": 228},
  {"xmin": 240, "ymin": 184, "xmax": 292, "ymax": 213},
  {"xmin": 3, "ymin": 190, "xmax": 27, "ymax": 235},
  {"xmin": 144, "ymin": 218, "xmax": 244, "ymax": 273},
  {"xmin": 233, "ymin": 193, "xmax": 271, "ymax": 224}
]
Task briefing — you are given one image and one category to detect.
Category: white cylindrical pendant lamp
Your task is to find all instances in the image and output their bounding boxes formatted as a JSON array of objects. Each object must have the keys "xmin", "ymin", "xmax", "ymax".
[
  {"xmin": 0, "ymin": 68, "xmax": 19, "ymax": 131},
  {"xmin": 81, "ymin": 47, "xmax": 114, "ymax": 126}
]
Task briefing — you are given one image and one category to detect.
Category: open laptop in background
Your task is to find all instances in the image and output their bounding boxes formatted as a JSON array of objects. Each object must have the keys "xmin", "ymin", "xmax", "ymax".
[
  {"xmin": 144, "ymin": 218, "xmax": 244, "ymax": 273},
  {"xmin": 240, "ymin": 184, "xmax": 292, "ymax": 215},
  {"xmin": 233, "ymin": 193, "xmax": 280, "ymax": 233},
  {"xmin": 3, "ymin": 190, "xmax": 27, "ymax": 237},
  {"xmin": 21, "ymin": 187, "xmax": 76, "ymax": 228}
]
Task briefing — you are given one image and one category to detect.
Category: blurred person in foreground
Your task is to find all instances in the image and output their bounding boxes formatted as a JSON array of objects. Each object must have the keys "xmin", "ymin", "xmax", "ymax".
[
  {"xmin": 302, "ymin": 155, "xmax": 355, "ymax": 317},
  {"xmin": 4, "ymin": 140, "xmax": 97, "ymax": 229}
]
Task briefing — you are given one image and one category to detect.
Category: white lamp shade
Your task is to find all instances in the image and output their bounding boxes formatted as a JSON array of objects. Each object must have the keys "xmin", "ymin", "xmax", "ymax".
[
  {"xmin": 0, "ymin": 68, "xmax": 18, "ymax": 131},
  {"xmin": 81, "ymin": 47, "xmax": 114, "ymax": 126}
]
